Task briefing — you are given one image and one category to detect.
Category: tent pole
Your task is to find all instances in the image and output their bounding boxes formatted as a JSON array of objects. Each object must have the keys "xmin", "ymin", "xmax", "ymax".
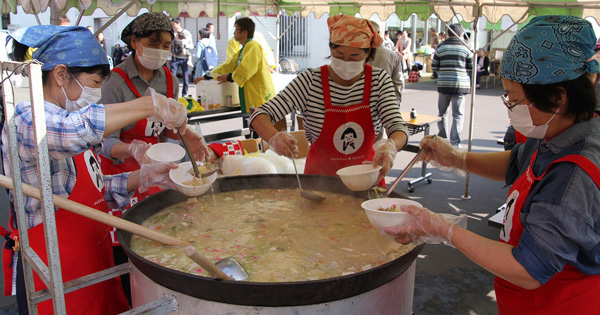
[
  {"xmin": 462, "ymin": 12, "xmax": 481, "ymax": 200},
  {"xmin": 94, "ymin": 0, "xmax": 137, "ymax": 36}
]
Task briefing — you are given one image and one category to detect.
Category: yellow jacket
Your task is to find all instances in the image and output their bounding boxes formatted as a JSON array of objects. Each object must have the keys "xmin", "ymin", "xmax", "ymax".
[{"xmin": 213, "ymin": 39, "xmax": 275, "ymax": 113}]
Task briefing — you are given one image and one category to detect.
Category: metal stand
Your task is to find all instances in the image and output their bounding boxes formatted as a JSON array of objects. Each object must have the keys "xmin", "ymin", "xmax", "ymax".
[{"xmin": 1, "ymin": 61, "xmax": 176, "ymax": 314}]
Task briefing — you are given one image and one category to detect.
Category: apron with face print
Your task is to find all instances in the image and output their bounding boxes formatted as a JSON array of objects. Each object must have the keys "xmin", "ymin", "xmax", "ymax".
[
  {"xmin": 100, "ymin": 66, "xmax": 173, "ymax": 245},
  {"xmin": 304, "ymin": 65, "xmax": 376, "ymax": 176},
  {"xmin": 495, "ymin": 150, "xmax": 600, "ymax": 314}
]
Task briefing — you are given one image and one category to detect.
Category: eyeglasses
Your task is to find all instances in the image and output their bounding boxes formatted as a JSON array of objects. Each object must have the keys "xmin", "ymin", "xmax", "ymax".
[{"xmin": 500, "ymin": 93, "xmax": 526, "ymax": 111}]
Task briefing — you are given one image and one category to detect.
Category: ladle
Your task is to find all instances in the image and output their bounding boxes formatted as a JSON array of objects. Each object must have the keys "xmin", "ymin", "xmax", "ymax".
[
  {"xmin": 289, "ymin": 149, "xmax": 326, "ymax": 202},
  {"xmin": 0, "ymin": 174, "xmax": 248, "ymax": 281},
  {"xmin": 177, "ymin": 127, "xmax": 201, "ymax": 178}
]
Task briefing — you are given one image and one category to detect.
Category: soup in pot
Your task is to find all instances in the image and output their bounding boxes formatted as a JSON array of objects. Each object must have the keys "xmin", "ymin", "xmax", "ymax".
[{"xmin": 130, "ymin": 188, "xmax": 415, "ymax": 282}]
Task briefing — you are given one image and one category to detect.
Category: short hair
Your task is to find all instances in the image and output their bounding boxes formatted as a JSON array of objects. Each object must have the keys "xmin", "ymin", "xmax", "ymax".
[
  {"xmin": 206, "ymin": 22, "xmax": 213, "ymax": 28},
  {"xmin": 199, "ymin": 28, "xmax": 211, "ymax": 39},
  {"xmin": 384, "ymin": 30, "xmax": 389, "ymax": 35},
  {"xmin": 522, "ymin": 75, "xmax": 596, "ymax": 123},
  {"xmin": 171, "ymin": 17, "xmax": 182, "ymax": 24},
  {"xmin": 429, "ymin": 27, "xmax": 436, "ymax": 32},
  {"xmin": 448, "ymin": 24, "xmax": 464, "ymax": 37},
  {"xmin": 59, "ymin": 15, "xmax": 70, "ymax": 22},
  {"xmin": 235, "ymin": 17, "xmax": 255, "ymax": 39}
]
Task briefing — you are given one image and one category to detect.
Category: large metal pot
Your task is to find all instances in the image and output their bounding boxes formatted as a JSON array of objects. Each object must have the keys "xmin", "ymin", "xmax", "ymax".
[{"xmin": 118, "ymin": 174, "xmax": 424, "ymax": 313}]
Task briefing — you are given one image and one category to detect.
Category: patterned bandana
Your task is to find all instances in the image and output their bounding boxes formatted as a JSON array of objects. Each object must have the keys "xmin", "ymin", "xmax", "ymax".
[
  {"xmin": 121, "ymin": 12, "xmax": 173, "ymax": 48},
  {"xmin": 500, "ymin": 15, "xmax": 600, "ymax": 84},
  {"xmin": 9, "ymin": 25, "xmax": 108, "ymax": 71},
  {"xmin": 328, "ymin": 14, "xmax": 383, "ymax": 49}
]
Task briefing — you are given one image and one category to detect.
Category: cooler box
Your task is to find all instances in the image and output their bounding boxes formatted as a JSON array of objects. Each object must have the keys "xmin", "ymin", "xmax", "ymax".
[{"xmin": 195, "ymin": 81, "xmax": 240, "ymax": 107}]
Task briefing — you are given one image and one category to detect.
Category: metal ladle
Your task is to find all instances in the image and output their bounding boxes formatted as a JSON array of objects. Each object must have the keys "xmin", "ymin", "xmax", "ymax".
[
  {"xmin": 368, "ymin": 148, "xmax": 427, "ymax": 199},
  {"xmin": 289, "ymin": 149, "xmax": 326, "ymax": 203},
  {"xmin": 177, "ymin": 127, "xmax": 218, "ymax": 178}
]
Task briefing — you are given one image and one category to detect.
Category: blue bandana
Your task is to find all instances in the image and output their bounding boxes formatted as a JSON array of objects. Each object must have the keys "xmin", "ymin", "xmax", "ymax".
[
  {"xmin": 500, "ymin": 15, "xmax": 600, "ymax": 85},
  {"xmin": 9, "ymin": 25, "xmax": 108, "ymax": 71}
]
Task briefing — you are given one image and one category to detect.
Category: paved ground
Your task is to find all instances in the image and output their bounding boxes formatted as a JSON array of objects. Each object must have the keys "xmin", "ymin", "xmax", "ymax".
[{"xmin": 0, "ymin": 71, "xmax": 509, "ymax": 314}]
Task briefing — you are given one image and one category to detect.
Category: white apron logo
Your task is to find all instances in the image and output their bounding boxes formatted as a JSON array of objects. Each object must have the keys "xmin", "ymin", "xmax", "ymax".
[
  {"xmin": 500, "ymin": 189, "xmax": 519, "ymax": 242},
  {"xmin": 146, "ymin": 121, "xmax": 165, "ymax": 137},
  {"xmin": 84, "ymin": 150, "xmax": 104, "ymax": 192},
  {"xmin": 333, "ymin": 122, "xmax": 364, "ymax": 155}
]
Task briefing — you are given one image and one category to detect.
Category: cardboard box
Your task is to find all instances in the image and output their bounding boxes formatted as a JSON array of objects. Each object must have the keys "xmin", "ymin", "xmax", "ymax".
[{"xmin": 195, "ymin": 81, "xmax": 240, "ymax": 107}]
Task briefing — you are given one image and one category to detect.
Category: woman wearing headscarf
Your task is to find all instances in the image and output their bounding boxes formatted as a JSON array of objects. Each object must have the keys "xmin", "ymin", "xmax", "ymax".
[
  {"xmin": 250, "ymin": 14, "xmax": 408, "ymax": 181},
  {"xmin": 2, "ymin": 25, "xmax": 187, "ymax": 314},
  {"xmin": 385, "ymin": 16, "xmax": 600, "ymax": 314},
  {"xmin": 99, "ymin": 12, "xmax": 209, "ymax": 212}
]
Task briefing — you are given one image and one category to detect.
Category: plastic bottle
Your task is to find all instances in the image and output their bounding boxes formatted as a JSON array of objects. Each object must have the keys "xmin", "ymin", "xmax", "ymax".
[
  {"xmin": 410, "ymin": 108, "xmax": 417, "ymax": 120},
  {"xmin": 201, "ymin": 90, "xmax": 208, "ymax": 110}
]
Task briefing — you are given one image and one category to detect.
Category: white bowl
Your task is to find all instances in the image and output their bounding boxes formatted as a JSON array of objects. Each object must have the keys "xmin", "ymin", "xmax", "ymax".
[
  {"xmin": 169, "ymin": 161, "xmax": 218, "ymax": 197},
  {"xmin": 146, "ymin": 143, "xmax": 186, "ymax": 164},
  {"xmin": 336, "ymin": 164, "xmax": 382, "ymax": 191},
  {"xmin": 361, "ymin": 198, "xmax": 422, "ymax": 234}
]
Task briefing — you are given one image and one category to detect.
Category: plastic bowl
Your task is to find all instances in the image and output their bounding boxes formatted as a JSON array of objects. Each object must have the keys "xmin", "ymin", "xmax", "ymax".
[
  {"xmin": 169, "ymin": 161, "xmax": 218, "ymax": 197},
  {"xmin": 336, "ymin": 164, "xmax": 382, "ymax": 191},
  {"xmin": 146, "ymin": 143, "xmax": 186, "ymax": 164},
  {"xmin": 361, "ymin": 198, "xmax": 422, "ymax": 234}
]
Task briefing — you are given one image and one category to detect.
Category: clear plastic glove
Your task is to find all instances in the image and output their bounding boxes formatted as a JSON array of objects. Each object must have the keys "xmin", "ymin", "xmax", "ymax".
[
  {"xmin": 372, "ymin": 139, "xmax": 397, "ymax": 182},
  {"xmin": 138, "ymin": 163, "xmax": 178, "ymax": 193},
  {"xmin": 420, "ymin": 135, "xmax": 467, "ymax": 176},
  {"xmin": 383, "ymin": 205, "xmax": 467, "ymax": 247},
  {"xmin": 145, "ymin": 87, "xmax": 187, "ymax": 129},
  {"xmin": 181, "ymin": 129, "xmax": 210, "ymax": 162},
  {"xmin": 268, "ymin": 131, "xmax": 298, "ymax": 157},
  {"xmin": 127, "ymin": 140, "xmax": 152, "ymax": 165}
]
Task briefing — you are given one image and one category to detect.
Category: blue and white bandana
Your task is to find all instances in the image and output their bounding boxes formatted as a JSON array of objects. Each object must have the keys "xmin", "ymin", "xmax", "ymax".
[
  {"xmin": 9, "ymin": 25, "xmax": 108, "ymax": 71},
  {"xmin": 500, "ymin": 15, "xmax": 600, "ymax": 84}
]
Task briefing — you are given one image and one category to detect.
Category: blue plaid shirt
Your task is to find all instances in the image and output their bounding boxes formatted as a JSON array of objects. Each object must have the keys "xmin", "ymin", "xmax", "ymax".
[{"xmin": 1, "ymin": 101, "xmax": 132, "ymax": 229}]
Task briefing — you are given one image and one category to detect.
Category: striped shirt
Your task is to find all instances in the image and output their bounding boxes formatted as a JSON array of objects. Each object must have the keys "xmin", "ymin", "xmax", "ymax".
[
  {"xmin": 432, "ymin": 36, "xmax": 473, "ymax": 94},
  {"xmin": 1, "ymin": 101, "xmax": 131, "ymax": 229},
  {"xmin": 249, "ymin": 66, "xmax": 408, "ymax": 143}
]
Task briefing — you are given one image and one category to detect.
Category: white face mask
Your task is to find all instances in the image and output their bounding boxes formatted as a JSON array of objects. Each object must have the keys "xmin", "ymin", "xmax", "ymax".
[
  {"xmin": 62, "ymin": 74, "xmax": 102, "ymax": 112},
  {"xmin": 138, "ymin": 46, "xmax": 170, "ymax": 70},
  {"xmin": 330, "ymin": 57, "xmax": 364, "ymax": 80},
  {"xmin": 507, "ymin": 104, "xmax": 559, "ymax": 139}
]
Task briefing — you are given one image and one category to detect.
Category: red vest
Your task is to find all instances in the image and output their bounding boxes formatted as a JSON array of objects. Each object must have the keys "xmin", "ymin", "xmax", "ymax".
[
  {"xmin": 4, "ymin": 150, "xmax": 129, "ymax": 314},
  {"xmin": 495, "ymin": 151, "xmax": 600, "ymax": 314},
  {"xmin": 100, "ymin": 66, "xmax": 174, "ymax": 245},
  {"xmin": 304, "ymin": 65, "xmax": 376, "ymax": 176}
]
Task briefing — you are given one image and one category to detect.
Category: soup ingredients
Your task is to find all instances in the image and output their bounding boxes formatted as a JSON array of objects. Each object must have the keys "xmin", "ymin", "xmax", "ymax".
[
  {"xmin": 130, "ymin": 189, "xmax": 414, "ymax": 282},
  {"xmin": 182, "ymin": 176, "xmax": 204, "ymax": 187},
  {"xmin": 378, "ymin": 205, "xmax": 402, "ymax": 212}
]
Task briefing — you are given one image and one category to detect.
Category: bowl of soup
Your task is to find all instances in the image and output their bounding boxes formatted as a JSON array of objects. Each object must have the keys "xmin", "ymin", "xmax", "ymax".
[
  {"xmin": 361, "ymin": 198, "xmax": 421, "ymax": 234},
  {"xmin": 169, "ymin": 161, "xmax": 217, "ymax": 196}
]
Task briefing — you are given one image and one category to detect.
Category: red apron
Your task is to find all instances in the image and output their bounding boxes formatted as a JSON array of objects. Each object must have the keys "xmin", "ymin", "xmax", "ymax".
[
  {"xmin": 304, "ymin": 65, "xmax": 376, "ymax": 176},
  {"xmin": 4, "ymin": 150, "xmax": 129, "ymax": 314},
  {"xmin": 101, "ymin": 66, "xmax": 174, "ymax": 245},
  {"xmin": 495, "ymin": 151, "xmax": 600, "ymax": 314}
]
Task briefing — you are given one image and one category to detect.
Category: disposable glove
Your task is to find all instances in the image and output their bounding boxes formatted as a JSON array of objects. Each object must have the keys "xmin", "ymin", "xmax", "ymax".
[
  {"xmin": 138, "ymin": 163, "xmax": 178, "ymax": 193},
  {"xmin": 268, "ymin": 131, "xmax": 298, "ymax": 157},
  {"xmin": 383, "ymin": 205, "xmax": 467, "ymax": 247},
  {"xmin": 180, "ymin": 128, "xmax": 210, "ymax": 162},
  {"xmin": 145, "ymin": 87, "xmax": 187, "ymax": 129},
  {"xmin": 420, "ymin": 135, "xmax": 467, "ymax": 176},
  {"xmin": 372, "ymin": 139, "xmax": 397, "ymax": 182},
  {"xmin": 127, "ymin": 139, "xmax": 152, "ymax": 165}
]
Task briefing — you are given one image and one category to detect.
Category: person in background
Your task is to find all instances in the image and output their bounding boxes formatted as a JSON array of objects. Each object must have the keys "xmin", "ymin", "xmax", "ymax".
[
  {"xmin": 369, "ymin": 20, "xmax": 404, "ymax": 105},
  {"xmin": 3, "ymin": 25, "xmax": 186, "ymax": 315},
  {"xmin": 250, "ymin": 14, "xmax": 408, "ymax": 182},
  {"xmin": 211, "ymin": 17, "xmax": 275, "ymax": 114},
  {"xmin": 382, "ymin": 30, "xmax": 395, "ymax": 51},
  {"xmin": 99, "ymin": 12, "xmax": 209, "ymax": 302},
  {"xmin": 169, "ymin": 17, "xmax": 194, "ymax": 96},
  {"xmin": 395, "ymin": 30, "xmax": 412, "ymax": 72},
  {"xmin": 193, "ymin": 28, "xmax": 213, "ymax": 82},
  {"xmin": 87, "ymin": 25, "xmax": 93, "ymax": 33},
  {"xmin": 438, "ymin": 31, "xmax": 447, "ymax": 43},
  {"xmin": 58, "ymin": 14, "xmax": 70, "ymax": 26},
  {"xmin": 388, "ymin": 15, "xmax": 600, "ymax": 314},
  {"xmin": 113, "ymin": 43, "xmax": 124, "ymax": 66},
  {"xmin": 476, "ymin": 48, "xmax": 490, "ymax": 89},
  {"xmin": 432, "ymin": 23, "xmax": 472, "ymax": 148},
  {"xmin": 206, "ymin": 22, "xmax": 218, "ymax": 55}
]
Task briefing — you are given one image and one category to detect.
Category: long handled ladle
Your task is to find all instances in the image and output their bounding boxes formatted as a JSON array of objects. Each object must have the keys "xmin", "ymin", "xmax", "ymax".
[
  {"xmin": 177, "ymin": 127, "xmax": 218, "ymax": 178},
  {"xmin": 289, "ymin": 149, "xmax": 326, "ymax": 203},
  {"xmin": 0, "ymin": 174, "xmax": 248, "ymax": 281},
  {"xmin": 368, "ymin": 147, "xmax": 427, "ymax": 199}
]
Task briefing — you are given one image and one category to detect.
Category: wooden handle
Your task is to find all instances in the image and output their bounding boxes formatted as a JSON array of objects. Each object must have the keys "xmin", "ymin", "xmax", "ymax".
[
  {"xmin": 0, "ymin": 174, "xmax": 189, "ymax": 247},
  {"xmin": 185, "ymin": 246, "xmax": 231, "ymax": 280}
]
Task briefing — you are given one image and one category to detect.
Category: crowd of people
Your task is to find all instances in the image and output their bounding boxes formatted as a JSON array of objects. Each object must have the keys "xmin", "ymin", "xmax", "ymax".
[{"xmin": 1, "ymin": 11, "xmax": 599, "ymax": 315}]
